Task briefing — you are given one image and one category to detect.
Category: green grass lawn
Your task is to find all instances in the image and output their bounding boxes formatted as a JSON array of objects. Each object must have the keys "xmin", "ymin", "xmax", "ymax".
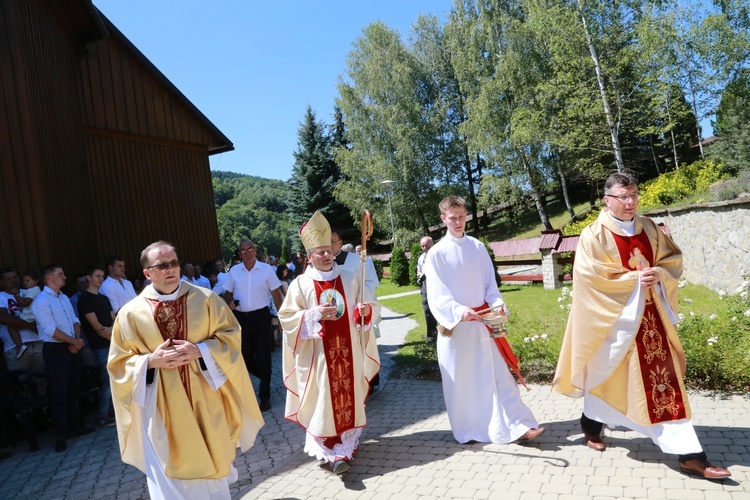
[
  {"xmin": 381, "ymin": 277, "xmax": 736, "ymax": 386},
  {"xmin": 377, "ymin": 279, "xmax": 418, "ymax": 298}
]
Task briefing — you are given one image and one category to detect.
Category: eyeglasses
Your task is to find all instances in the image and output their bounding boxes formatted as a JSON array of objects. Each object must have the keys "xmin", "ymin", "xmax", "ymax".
[
  {"xmin": 606, "ymin": 193, "xmax": 641, "ymax": 202},
  {"xmin": 238, "ymin": 247, "xmax": 256, "ymax": 253},
  {"xmin": 146, "ymin": 259, "xmax": 181, "ymax": 271}
]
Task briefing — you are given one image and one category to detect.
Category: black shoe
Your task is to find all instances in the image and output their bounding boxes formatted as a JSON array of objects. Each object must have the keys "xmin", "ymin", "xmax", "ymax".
[
  {"xmin": 54, "ymin": 439, "xmax": 67, "ymax": 453},
  {"xmin": 259, "ymin": 398, "xmax": 271, "ymax": 412}
]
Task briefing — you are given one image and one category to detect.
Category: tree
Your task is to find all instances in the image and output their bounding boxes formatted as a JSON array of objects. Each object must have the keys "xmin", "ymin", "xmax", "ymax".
[
  {"xmin": 389, "ymin": 247, "xmax": 410, "ymax": 286},
  {"xmin": 712, "ymin": 70, "xmax": 750, "ymax": 174},
  {"xmin": 336, "ymin": 22, "xmax": 444, "ymax": 240},
  {"xmin": 287, "ymin": 106, "xmax": 353, "ymax": 243}
]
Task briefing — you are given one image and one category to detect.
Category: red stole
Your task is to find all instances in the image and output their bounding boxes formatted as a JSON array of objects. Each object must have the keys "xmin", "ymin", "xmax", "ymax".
[
  {"xmin": 472, "ymin": 303, "xmax": 528, "ymax": 390},
  {"xmin": 146, "ymin": 294, "xmax": 193, "ymax": 407},
  {"xmin": 610, "ymin": 229, "xmax": 687, "ymax": 423},
  {"xmin": 313, "ymin": 277, "xmax": 356, "ymax": 444}
]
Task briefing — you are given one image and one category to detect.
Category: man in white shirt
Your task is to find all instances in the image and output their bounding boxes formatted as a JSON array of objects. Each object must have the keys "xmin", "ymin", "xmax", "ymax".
[
  {"xmin": 32, "ymin": 264, "xmax": 91, "ymax": 453},
  {"xmin": 100, "ymin": 256, "xmax": 137, "ymax": 313},
  {"xmin": 223, "ymin": 240, "xmax": 283, "ymax": 411},
  {"xmin": 426, "ymin": 195, "xmax": 545, "ymax": 445},
  {"xmin": 192, "ymin": 263, "xmax": 211, "ymax": 289},
  {"xmin": 416, "ymin": 236, "xmax": 437, "ymax": 339}
]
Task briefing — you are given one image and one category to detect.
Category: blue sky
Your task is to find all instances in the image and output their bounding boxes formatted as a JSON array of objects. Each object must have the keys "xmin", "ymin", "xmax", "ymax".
[{"xmin": 95, "ymin": 1, "xmax": 453, "ymax": 181}]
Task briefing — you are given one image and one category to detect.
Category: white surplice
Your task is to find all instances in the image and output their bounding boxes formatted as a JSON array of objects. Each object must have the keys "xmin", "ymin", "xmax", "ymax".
[{"xmin": 426, "ymin": 233, "xmax": 539, "ymax": 444}]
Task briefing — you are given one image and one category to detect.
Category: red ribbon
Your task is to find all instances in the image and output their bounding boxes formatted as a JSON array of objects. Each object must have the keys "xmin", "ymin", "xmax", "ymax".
[{"xmin": 472, "ymin": 303, "xmax": 528, "ymax": 390}]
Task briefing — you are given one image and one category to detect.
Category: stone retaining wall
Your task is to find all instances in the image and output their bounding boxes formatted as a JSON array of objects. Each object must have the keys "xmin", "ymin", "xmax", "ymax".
[{"xmin": 645, "ymin": 197, "xmax": 750, "ymax": 293}]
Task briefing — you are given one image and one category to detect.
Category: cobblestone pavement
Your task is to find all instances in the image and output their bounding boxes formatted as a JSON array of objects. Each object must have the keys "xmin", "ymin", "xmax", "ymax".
[
  {"xmin": 0, "ymin": 306, "xmax": 416, "ymax": 500},
  {"xmin": 1, "ymin": 306, "xmax": 749, "ymax": 499}
]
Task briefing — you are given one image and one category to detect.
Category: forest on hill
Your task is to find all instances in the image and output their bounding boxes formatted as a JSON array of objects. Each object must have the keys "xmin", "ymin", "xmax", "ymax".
[{"xmin": 212, "ymin": 0, "xmax": 750, "ymax": 261}]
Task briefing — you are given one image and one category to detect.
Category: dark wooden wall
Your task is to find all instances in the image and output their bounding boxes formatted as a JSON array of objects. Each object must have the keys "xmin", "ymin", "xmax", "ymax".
[
  {"xmin": 0, "ymin": 0, "xmax": 95, "ymax": 275},
  {"xmin": 0, "ymin": 0, "xmax": 224, "ymax": 283}
]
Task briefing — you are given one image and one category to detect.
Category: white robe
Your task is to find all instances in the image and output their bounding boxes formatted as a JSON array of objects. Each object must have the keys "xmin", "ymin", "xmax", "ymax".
[
  {"xmin": 583, "ymin": 213, "xmax": 702, "ymax": 454},
  {"xmin": 280, "ymin": 265, "xmax": 380, "ymax": 462},
  {"xmin": 426, "ymin": 233, "xmax": 539, "ymax": 444}
]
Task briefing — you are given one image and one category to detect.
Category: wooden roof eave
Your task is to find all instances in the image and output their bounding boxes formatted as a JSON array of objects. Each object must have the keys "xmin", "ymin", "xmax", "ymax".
[{"xmin": 96, "ymin": 10, "xmax": 234, "ymax": 154}]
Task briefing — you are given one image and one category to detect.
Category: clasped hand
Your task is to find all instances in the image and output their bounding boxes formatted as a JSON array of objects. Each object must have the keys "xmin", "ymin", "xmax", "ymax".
[
  {"xmin": 148, "ymin": 339, "xmax": 200, "ymax": 369},
  {"xmin": 638, "ymin": 265, "xmax": 659, "ymax": 290}
]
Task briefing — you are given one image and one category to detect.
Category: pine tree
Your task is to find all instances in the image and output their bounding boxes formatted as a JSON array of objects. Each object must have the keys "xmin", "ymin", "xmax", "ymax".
[
  {"xmin": 390, "ymin": 247, "xmax": 410, "ymax": 286},
  {"xmin": 287, "ymin": 106, "xmax": 354, "ymax": 243}
]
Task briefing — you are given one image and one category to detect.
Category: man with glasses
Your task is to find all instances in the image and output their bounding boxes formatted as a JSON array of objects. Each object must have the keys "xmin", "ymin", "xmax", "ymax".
[
  {"xmin": 554, "ymin": 172, "xmax": 731, "ymax": 479},
  {"xmin": 222, "ymin": 240, "xmax": 283, "ymax": 412},
  {"xmin": 108, "ymin": 241, "xmax": 264, "ymax": 498}
]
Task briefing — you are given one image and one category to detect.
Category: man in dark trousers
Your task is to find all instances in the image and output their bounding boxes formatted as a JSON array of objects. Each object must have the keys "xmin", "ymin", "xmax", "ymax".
[
  {"xmin": 417, "ymin": 236, "xmax": 437, "ymax": 339},
  {"xmin": 223, "ymin": 240, "xmax": 283, "ymax": 411}
]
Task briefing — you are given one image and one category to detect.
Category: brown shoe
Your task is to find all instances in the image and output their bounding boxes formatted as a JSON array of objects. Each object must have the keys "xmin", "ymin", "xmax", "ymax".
[
  {"xmin": 584, "ymin": 433, "xmax": 605, "ymax": 451},
  {"xmin": 516, "ymin": 426, "xmax": 546, "ymax": 443},
  {"xmin": 679, "ymin": 459, "xmax": 731, "ymax": 480}
]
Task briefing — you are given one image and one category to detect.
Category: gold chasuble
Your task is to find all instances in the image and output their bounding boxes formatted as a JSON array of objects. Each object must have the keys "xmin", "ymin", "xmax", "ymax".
[
  {"xmin": 553, "ymin": 210, "xmax": 690, "ymax": 426},
  {"xmin": 279, "ymin": 265, "xmax": 380, "ymax": 439},
  {"xmin": 109, "ymin": 282, "xmax": 264, "ymax": 480}
]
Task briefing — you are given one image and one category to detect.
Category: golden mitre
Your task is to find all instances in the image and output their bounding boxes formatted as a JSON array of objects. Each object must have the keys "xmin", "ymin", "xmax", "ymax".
[{"xmin": 299, "ymin": 211, "xmax": 331, "ymax": 251}]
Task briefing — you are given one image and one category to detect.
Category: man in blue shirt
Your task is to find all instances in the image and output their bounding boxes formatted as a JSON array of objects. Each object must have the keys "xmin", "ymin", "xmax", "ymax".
[{"xmin": 32, "ymin": 264, "xmax": 92, "ymax": 452}]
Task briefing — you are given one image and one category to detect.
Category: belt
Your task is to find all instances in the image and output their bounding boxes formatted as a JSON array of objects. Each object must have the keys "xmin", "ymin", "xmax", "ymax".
[{"xmin": 234, "ymin": 306, "xmax": 269, "ymax": 316}]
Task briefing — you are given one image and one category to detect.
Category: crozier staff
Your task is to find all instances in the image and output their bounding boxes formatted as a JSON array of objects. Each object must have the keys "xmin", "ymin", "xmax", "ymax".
[{"xmin": 279, "ymin": 211, "xmax": 380, "ymax": 475}]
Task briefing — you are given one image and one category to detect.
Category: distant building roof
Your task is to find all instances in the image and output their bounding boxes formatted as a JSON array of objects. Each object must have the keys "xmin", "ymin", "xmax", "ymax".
[{"xmin": 490, "ymin": 230, "xmax": 579, "ymax": 258}]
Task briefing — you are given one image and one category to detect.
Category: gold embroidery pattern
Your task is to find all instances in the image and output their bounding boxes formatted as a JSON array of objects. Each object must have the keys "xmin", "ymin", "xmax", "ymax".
[
  {"xmin": 649, "ymin": 365, "xmax": 680, "ymax": 418},
  {"xmin": 640, "ymin": 307, "xmax": 666, "ymax": 364},
  {"xmin": 148, "ymin": 295, "xmax": 192, "ymax": 407},
  {"xmin": 327, "ymin": 335, "xmax": 354, "ymax": 428}
]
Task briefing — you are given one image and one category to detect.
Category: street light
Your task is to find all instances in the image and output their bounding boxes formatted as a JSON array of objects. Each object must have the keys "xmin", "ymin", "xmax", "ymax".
[{"xmin": 381, "ymin": 180, "xmax": 396, "ymax": 245}]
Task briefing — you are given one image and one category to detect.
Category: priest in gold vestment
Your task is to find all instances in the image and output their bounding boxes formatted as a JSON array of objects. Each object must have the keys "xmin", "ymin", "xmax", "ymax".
[
  {"xmin": 279, "ymin": 211, "xmax": 380, "ymax": 475},
  {"xmin": 108, "ymin": 241, "xmax": 265, "ymax": 499},
  {"xmin": 553, "ymin": 172, "xmax": 730, "ymax": 480}
]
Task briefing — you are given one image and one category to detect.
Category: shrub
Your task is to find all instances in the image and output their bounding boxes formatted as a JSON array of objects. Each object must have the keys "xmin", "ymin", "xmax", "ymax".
[
  {"xmin": 409, "ymin": 242, "xmax": 422, "ymax": 287},
  {"xmin": 371, "ymin": 259, "xmax": 384, "ymax": 281},
  {"xmin": 389, "ymin": 247, "xmax": 410, "ymax": 286},
  {"xmin": 562, "ymin": 208, "xmax": 600, "ymax": 235},
  {"xmin": 639, "ymin": 159, "xmax": 728, "ymax": 209},
  {"xmin": 677, "ymin": 277, "xmax": 750, "ymax": 391}
]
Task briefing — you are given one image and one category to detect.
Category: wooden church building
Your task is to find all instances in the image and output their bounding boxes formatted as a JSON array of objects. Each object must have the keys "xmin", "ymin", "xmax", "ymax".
[{"xmin": 0, "ymin": 0, "xmax": 231, "ymax": 282}]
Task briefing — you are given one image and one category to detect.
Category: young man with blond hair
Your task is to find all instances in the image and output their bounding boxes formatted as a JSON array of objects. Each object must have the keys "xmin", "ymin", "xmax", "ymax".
[{"xmin": 426, "ymin": 196, "xmax": 544, "ymax": 444}]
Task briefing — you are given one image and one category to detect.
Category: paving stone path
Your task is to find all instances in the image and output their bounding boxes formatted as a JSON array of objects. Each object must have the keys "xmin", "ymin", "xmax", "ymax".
[{"xmin": 1, "ymin": 306, "xmax": 748, "ymax": 499}]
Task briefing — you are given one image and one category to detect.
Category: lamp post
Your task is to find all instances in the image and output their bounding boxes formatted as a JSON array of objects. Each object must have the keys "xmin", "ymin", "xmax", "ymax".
[{"xmin": 381, "ymin": 180, "xmax": 396, "ymax": 245}]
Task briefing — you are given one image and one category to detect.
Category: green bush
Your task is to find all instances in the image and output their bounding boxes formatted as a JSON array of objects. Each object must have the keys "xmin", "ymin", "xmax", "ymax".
[
  {"xmin": 677, "ymin": 278, "xmax": 750, "ymax": 391},
  {"xmin": 409, "ymin": 242, "xmax": 422, "ymax": 287},
  {"xmin": 371, "ymin": 259, "xmax": 384, "ymax": 281},
  {"xmin": 389, "ymin": 247, "xmax": 410, "ymax": 286},
  {"xmin": 639, "ymin": 159, "xmax": 728, "ymax": 209},
  {"xmin": 562, "ymin": 208, "xmax": 600, "ymax": 235}
]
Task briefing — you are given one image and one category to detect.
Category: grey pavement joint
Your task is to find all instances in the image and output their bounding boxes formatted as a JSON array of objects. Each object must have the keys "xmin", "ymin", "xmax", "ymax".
[{"xmin": 0, "ymin": 306, "xmax": 748, "ymax": 499}]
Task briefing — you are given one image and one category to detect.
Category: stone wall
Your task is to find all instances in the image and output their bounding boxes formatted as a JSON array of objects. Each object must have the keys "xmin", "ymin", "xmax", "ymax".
[{"xmin": 645, "ymin": 197, "xmax": 750, "ymax": 293}]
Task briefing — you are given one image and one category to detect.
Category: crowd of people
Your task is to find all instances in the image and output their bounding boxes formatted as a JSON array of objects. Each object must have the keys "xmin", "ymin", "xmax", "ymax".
[{"xmin": 0, "ymin": 172, "xmax": 734, "ymax": 498}]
